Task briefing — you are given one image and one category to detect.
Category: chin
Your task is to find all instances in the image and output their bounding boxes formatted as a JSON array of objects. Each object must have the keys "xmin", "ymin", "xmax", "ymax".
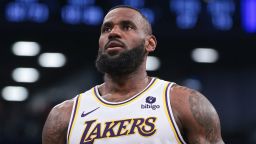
[
  {"xmin": 106, "ymin": 49, "xmax": 125, "ymax": 56},
  {"xmin": 106, "ymin": 50, "xmax": 125, "ymax": 57},
  {"xmin": 107, "ymin": 51, "xmax": 120, "ymax": 56}
]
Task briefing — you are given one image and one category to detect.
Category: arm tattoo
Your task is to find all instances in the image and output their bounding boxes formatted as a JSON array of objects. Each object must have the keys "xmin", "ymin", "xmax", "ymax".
[{"xmin": 188, "ymin": 90, "xmax": 220, "ymax": 143}]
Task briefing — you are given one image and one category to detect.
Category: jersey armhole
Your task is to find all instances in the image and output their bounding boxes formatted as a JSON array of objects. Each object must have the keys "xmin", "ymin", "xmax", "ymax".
[
  {"xmin": 66, "ymin": 94, "xmax": 80, "ymax": 144},
  {"xmin": 164, "ymin": 82, "xmax": 187, "ymax": 144}
]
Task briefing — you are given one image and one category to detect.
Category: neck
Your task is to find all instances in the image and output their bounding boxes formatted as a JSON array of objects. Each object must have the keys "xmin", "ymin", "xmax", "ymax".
[
  {"xmin": 104, "ymin": 70, "xmax": 149, "ymax": 92},
  {"xmin": 100, "ymin": 62, "xmax": 150, "ymax": 96}
]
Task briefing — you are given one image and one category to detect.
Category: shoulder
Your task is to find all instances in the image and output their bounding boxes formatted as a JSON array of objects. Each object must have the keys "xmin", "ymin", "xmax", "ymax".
[
  {"xmin": 52, "ymin": 98, "xmax": 74, "ymax": 116},
  {"xmin": 42, "ymin": 98, "xmax": 75, "ymax": 144},
  {"xmin": 46, "ymin": 98, "xmax": 75, "ymax": 128},
  {"xmin": 170, "ymin": 84, "xmax": 224, "ymax": 143},
  {"xmin": 170, "ymin": 84, "xmax": 209, "ymax": 109},
  {"xmin": 170, "ymin": 84, "xmax": 217, "ymax": 120},
  {"xmin": 45, "ymin": 98, "xmax": 75, "ymax": 126}
]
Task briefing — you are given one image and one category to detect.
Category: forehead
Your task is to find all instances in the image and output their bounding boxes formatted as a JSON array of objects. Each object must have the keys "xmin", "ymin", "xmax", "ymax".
[{"xmin": 103, "ymin": 8, "xmax": 143, "ymax": 25}]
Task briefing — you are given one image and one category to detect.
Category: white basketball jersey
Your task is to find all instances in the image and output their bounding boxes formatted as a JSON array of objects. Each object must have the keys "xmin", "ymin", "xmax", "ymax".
[{"xmin": 67, "ymin": 78, "xmax": 187, "ymax": 144}]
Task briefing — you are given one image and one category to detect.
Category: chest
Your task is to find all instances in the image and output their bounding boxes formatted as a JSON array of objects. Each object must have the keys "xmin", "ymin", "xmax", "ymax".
[{"xmin": 67, "ymin": 79, "xmax": 184, "ymax": 144}]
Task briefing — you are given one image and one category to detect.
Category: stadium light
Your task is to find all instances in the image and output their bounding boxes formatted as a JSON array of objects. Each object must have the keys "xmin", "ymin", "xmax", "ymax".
[
  {"xmin": 38, "ymin": 53, "xmax": 66, "ymax": 68},
  {"xmin": 68, "ymin": 0, "xmax": 95, "ymax": 6},
  {"xmin": 1, "ymin": 86, "xmax": 28, "ymax": 102},
  {"xmin": 242, "ymin": 0, "xmax": 256, "ymax": 33},
  {"xmin": 82, "ymin": 6, "xmax": 103, "ymax": 25},
  {"xmin": 28, "ymin": 3, "xmax": 49, "ymax": 23},
  {"xmin": 12, "ymin": 67, "xmax": 40, "ymax": 83},
  {"xmin": 61, "ymin": 5, "xmax": 81, "ymax": 24},
  {"xmin": 207, "ymin": 0, "xmax": 235, "ymax": 30},
  {"xmin": 12, "ymin": 41, "xmax": 40, "ymax": 56},
  {"xmin": 5, "ymin": 2, "xmax": 26, "ymax": 22},
  {"xmin": 123, "ymin": 0, "xmax": 144, "ymax": 8},
  {"xmin": 146, "ymin": 56, "xmax": 161, "ymax": 71},
  {"xmin": 191, "ymin": 48, "xmax": 219, "ymax": 63},
  {"xmin": 140, "ymin": 8, "xmax": 155, "ymax": 24},
  {"xmin": 170, "ymin": 0, "xmax": 201, "ymax": 29}
]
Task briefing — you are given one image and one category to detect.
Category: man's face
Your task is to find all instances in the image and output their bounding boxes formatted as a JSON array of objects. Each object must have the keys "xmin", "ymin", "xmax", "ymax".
[
  {"xmin": 96, "ymin": 8, "xmax": 148, "ymax": 75},
  {"xmin": 98, "ymin": 8, "xmax": 147, "ymax": 56}
]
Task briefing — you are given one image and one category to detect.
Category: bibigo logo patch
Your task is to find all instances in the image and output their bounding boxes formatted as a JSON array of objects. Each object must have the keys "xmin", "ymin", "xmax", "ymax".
[{"xmin": 141, "ymin": 96, "xmax": 160, "ymax": 110}]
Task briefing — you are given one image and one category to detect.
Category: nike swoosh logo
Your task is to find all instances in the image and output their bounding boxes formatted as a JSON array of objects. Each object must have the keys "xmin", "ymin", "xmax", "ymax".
[{"xmin": 81, "ymin": 107, "xmax": 100, "ymax": 117}]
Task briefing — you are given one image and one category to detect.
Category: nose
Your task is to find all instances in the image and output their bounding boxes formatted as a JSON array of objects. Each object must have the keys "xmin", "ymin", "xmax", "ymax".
[{"xmin": 108, "ymin": 26, "xmax": 121, "ymax": 39}]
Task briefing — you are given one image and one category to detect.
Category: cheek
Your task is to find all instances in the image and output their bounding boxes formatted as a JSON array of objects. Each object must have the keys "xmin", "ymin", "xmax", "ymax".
[
  {"xmin": 129, "ymin": 37, "xmax": 145, "ymax": 48},
  {"xmin": 98, "ymin": 35, "xmax": 106, "ymax": 49},
  {"xmin": 129, "ymin": 32, "xmax": 146, "ymax": 45}
]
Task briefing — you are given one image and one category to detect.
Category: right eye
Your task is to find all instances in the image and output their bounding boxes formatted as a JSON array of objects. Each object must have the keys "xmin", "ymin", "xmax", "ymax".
[{"xmin": 102, "ymin": 27, "xmax": 112, "ymax": 33}]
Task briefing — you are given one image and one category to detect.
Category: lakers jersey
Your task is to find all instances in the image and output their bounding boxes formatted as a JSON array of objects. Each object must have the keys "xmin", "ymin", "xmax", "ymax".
[{"xmin": 67, "ymin": 78, "xmax": 187, "ymax": 144}]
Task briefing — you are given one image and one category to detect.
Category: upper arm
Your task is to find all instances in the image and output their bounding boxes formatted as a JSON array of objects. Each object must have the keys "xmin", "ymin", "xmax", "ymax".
[
  {"xmin": 42, "ymin": 99, "xmax": 74, "ymax": 144},
  {"xmin": 171, "ymin": 85, "xmax": 224, "ymax": 144}
]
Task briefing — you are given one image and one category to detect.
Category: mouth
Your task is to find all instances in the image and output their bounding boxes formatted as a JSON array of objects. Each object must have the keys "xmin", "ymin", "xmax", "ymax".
[
  {"xmin": 104, "ymin": 40, "xmax": 125, "ymax": 55},
  {"xmin": 105, "ymin": 40, "xmax": 125, "ymax": 50}
]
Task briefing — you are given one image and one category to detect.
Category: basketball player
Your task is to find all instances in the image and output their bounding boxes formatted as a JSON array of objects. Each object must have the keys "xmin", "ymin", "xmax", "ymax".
[{"xmin": 42, "ymin": 5, "xmax": 224, "ymax": 144}]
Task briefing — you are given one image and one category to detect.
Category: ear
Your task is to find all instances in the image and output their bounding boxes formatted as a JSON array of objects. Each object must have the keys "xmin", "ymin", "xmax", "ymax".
[{"xmin": 145, "ymin": 35, "xmax": 157, "ymax": 52}]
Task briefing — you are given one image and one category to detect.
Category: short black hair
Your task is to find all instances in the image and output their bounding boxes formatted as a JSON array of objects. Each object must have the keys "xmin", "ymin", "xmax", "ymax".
[{"xmin": 107, "ymin": 5, "xmax": 152, "ymax": 35}]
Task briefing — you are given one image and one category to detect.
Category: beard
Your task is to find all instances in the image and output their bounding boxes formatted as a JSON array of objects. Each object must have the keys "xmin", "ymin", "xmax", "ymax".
[{"xmin": 95, "ymin": 40, "xmax": 146, "ymax": 76}]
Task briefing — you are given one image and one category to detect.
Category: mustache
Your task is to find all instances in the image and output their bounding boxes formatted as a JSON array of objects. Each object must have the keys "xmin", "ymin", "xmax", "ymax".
[{"xmin": 104, "ymin": 39, "xmax": 126, "ymax": 49}]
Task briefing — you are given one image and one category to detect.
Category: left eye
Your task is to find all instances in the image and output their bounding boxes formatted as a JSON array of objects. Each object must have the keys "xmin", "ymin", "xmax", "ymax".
[{"xmin": 123, "ymin": 25, "xmax": 133, "ymax": 30}]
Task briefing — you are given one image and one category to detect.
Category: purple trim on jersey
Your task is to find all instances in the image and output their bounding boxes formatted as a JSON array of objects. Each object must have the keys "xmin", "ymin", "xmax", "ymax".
[
  {"xmin": 165, "ymin": 83, "xmax": 185, "ymax": 144},
  {"xmin": 94, "ymin": 78, "xmax": 156, "ymax": 106},
  {"xmin": 67, "ymin": 95, "xmax": 80, "ymax": 143}
]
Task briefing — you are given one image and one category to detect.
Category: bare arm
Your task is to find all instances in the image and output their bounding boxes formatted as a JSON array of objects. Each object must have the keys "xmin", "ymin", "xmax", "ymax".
[
  {"xmin": 42, "ymin": 99, "xmax": 73, "ymax": 144},
  {"xmin": 171, "ymin": 85, "xmax": 224, "ymax": 144}
]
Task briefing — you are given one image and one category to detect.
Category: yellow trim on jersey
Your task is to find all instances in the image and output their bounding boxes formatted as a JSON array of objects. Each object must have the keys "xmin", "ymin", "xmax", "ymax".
[
  {"xmin": 162, "ymin": 83, "xmax": 183, "ymax": 144},
  {"xmin": 92, "ymin": 78, "xmax": 159, "ymax": 108},
  {"xmin": 68, "ymin": 94, "xmax": 82, "ymax": 144}
]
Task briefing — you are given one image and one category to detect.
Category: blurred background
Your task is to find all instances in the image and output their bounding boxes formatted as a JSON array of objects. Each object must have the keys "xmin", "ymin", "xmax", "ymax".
[{"xmin": 0, "ymin": 0, "xmax": 256, "ymax": 143}]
